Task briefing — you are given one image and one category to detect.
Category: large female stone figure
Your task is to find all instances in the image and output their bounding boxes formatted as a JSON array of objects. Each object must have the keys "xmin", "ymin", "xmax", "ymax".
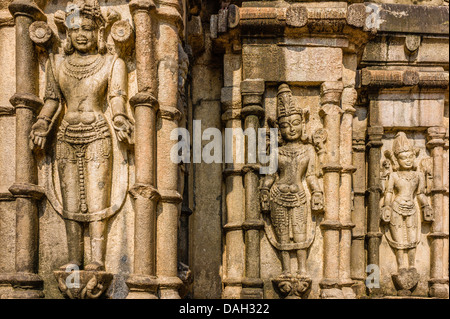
[
  {"xmin": 260, "ymin": 84, "xmax": 324, "ymax": 298},
  {"xmin": 30, "ymin": 0, "xmax": 132, "ymax": 272}
]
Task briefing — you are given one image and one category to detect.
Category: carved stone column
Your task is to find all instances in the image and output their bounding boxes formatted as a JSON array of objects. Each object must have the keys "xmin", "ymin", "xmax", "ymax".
[
  {"xmin": 126, "ymin": 0, "xmax": 160, "ymax": 299},
  {"xmin": 426, "ymin": 126, "xmax": 449, "ymax": 299},
  {"xmin": 221, "ymin": 51, "xmax": 245, "ymax": 299},
  {"xmin": 241, "ymin": 79, "xmax": 265, "ymax": 299},
  {"xmin": 351, "ymin": 130, "xmax": 367, "ymax": 297},
  {"xmin": 156, "ymin": 0, "xmax": 184, "ymax": 299},
  {"xmin": 339, "ymin": 88, "xmax": 357, "ymax": 298},
  {"xmin": 319, "ymin": 81, "xmax": 343, "ymax": 299},
  {"xmin": 0, "ymin": 0, "xmax": 46, "ymax": 299},
  {"xmin": 366, "ymin": 124, "xmax": 384, "ymax": 297}
]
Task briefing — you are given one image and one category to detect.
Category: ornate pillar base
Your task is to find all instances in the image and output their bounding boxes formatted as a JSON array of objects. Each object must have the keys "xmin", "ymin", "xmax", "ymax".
[
  {"xmin": 222, "ymin": 279, "xmax": 242, "ymax": 299},
  {"xmin": 241, "ymin": 278, "xmax": 264, "ymax": 299},
  {"xmin": 0, "ymin": 273, "xmax": 44, "ymax": 299},
  {"xmin": 429, "ymin": 279, "xmax": 449, "ymax": 299},
  {"xmin": 126, "ymin": 275, "xmax": 158, "ymax": 299},
  {"xmin": 159, "ymin": 276, "xmax": 183, "ymax": 299}
]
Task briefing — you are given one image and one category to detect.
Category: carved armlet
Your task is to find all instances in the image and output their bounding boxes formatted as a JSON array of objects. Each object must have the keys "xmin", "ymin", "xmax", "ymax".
[
  {"xmin": 112, "ymin": 112, "xmax": 131, "ymax": 122},
  {"xmin": 37, "ymin": 114, "xmax": 52, "ymax": 124}
]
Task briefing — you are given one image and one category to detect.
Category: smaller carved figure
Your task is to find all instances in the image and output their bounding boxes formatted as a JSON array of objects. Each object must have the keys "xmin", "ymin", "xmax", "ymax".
[
  {"xmin": 260, "ymin": 84, "xmax": 324, "ymax": 298},
  {"xmin": 381, "ymin": 132, "xmax": 433, "ymax": 295}
]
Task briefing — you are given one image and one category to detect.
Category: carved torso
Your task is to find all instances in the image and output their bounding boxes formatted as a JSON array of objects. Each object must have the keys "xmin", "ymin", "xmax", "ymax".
[
  {"xmin": 389, "ymin": 170, "xmax": 420, "ymax": 216},
  {"xmin": 275, "ymin": 143, "xmax": 312, "ymax": 191},
  {"xmin": 55, "ymin": 54, "xmax": 115, "ymax": 125}
]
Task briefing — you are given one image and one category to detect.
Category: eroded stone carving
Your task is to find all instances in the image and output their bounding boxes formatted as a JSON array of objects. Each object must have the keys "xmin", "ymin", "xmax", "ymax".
[
  {"xmin": 29, "ymin": 0, "xmax": 133, "ymax": 298},
  {"xmin": 260, "ymin": 84, "xmax": 324, "ymax": 299},
  {"xmin": 381, "ymin": 132, "xmax": 433, "ymax": 296}
]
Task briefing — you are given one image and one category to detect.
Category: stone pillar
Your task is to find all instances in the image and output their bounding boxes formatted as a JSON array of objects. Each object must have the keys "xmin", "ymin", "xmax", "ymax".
[
  {"xmin": 339, "ymin": 88, "xmax": 357, "ymax": 299},
  {"xmin": 221, "ymin": 51, "xmax": 245, "ymax": 299},
  {"xmin": 319, "ymin": 81, "xmax": 343, "ymax": 299},
  {"xmin": 0, "ymin": 0, "xmax": 46, "ymax": 299},
  {"xmin": 126, "ymin": 0, "xmax": 160, "ymax": 299},
  {"xmin": 366, "ymin": 124, "xmax": 384, "ymax": 297},
  {"xmin": 156, "ymin": 0, "xmax": 184, "ymax": 299},
  {"xmin": 351, "ymin": 130, "xmax": 367, "ymax": 297},
  {"xmin": 240, "ymin": 79, "xmax": 265, "ymax": 299},
  {"xmin": 426, "ymin": 126, "xmax": 449, "ymax": 299}
]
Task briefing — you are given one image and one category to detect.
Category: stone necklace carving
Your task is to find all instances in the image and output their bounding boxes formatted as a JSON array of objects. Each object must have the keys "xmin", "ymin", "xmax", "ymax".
[
  {"xmin": 397, "ymin": 170, "xmax": 417, "ymax": 182},
  {"xmin": 62, "ymin": 54, "xmax": 106, "ymax": 80}
]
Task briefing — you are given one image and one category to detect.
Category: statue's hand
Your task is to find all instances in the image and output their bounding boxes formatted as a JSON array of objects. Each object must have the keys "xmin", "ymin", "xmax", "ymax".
[
  {"xmin": 30, "ymin": 118, "xmax": 50, "ymax": 150},
  {"xmin": 381, "ymin": 206, "xmax": 392, "ymax": 223},
  {"xmin": 113, "ymin": 114, "xmax": 133, "ymax": 145},
  {"xmin": 311, "ymin": 192, "xmax": 324, "ymax": 213},
  {"xmin": 260, "ymin": 189, "xmax": 270, "ymax": 212},
  {"xmin": 422, "ymin": 205, "xmax": 434, "ymax": 222}
]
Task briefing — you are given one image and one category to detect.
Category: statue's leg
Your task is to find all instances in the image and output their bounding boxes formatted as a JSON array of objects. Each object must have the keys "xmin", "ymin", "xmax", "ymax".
[
  {"xmin": 57, "ymin": 141, "xmax": 84, "ymax": 269},
  {"xmin": 63, "ymin": 220, "xmax": 84, "ymax": 269},
  {"xmin": 85, "ymin": 138, "xmax": 112, "ymax": 270},
  {"xmin": 291, "ymin": 205, "xmax": 307, "ymax": 276},
  {"xmin": 406, "ymin": 214, "xmax": 417, "ymax": 268},
  {"xmin": 389, "ymin": 212, "xmax": 407, "ymax": 269},
  {"xmin": 87, "ymin": 220, "xmax": 106, "ymax": 271},
  {"xmin": 271, "ymin": 203, "xmax": 290, "ymax": 275}
]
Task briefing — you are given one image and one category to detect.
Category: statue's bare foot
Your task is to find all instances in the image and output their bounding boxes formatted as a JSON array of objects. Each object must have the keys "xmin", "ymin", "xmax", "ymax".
[
  {"xmin": 59, "ymin": 262, "xmax": 81, "ymax": 271},
  {"xmin": 85, "ymin": 262, "xmax": 105, "ymax": 271}
]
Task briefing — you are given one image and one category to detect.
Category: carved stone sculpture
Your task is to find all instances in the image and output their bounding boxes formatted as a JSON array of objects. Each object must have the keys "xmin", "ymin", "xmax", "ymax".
[
  {"xmin": 29, "ymin": 0, "xmax": 133, "ymax": 298},
  {"xmin": 381, "ymin": 132, "xmax": 434, "ymax": 296},
  {"xmin": 260, "ymin": 84, "xmax": 324, "ymax": 299}
]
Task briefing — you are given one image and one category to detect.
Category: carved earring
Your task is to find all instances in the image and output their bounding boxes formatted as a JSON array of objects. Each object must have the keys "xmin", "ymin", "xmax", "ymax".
[
  {"xmin": 98, "ymin": 26, "xmax": 106, "ymax": 54},
  {"xmin": 64, "ymin": 32, "xmax": 74, "ymax": 55}
]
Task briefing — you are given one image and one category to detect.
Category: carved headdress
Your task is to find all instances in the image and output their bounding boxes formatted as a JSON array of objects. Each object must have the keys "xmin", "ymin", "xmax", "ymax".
[
  {"xmin": 276, "ymin": 83, "xmax": 309, "ymax": 142},
  {"xmin": 62, "ymin": 0, "xmax": 107, "ymax": 54},
  {"xmin": 385, "ymin": 132, "xmax": 419, "ymax": 171},
  {"xmin": 277, "ymin": 84, "xmax": 304, "ymax": 119},
  {"xmin": 392, "ymin": 132, "xmax": 414, "ymax": 157},
  {"xmin": 65, "ymin": 0, "xmax": 106, "ymax": 28}
]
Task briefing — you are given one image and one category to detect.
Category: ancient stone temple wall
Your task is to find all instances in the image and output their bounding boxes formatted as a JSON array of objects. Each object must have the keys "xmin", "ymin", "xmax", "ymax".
[{"xmin": 0, "ymin": 0, "xmax": 448, "ymax": 299}]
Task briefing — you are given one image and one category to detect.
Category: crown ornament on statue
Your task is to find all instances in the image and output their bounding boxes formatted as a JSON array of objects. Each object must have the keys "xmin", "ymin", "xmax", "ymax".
[
  {"xmin": 61, "ymin": 0, "xmax": 106, "ymax": 29},
  {"xmin": 277, "ymin": 83, "xmax": 309, "ymax": 120},
  {"xmin": 392, "ymin": 132, "xmax": 414, "ymax": 157}
]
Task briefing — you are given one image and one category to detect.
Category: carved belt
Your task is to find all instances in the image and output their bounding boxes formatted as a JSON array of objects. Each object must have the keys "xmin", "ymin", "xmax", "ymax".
[
  {"xmin": 58, "ymin": 118, "xmax": 111, "ymax": 144},
  {"xmin": 270, "ymin": 184, "xmax": 307, "ymax": 208},
  {"xmin": 392, "ymin": 199, "xmax": 416, "ymax": 217}
]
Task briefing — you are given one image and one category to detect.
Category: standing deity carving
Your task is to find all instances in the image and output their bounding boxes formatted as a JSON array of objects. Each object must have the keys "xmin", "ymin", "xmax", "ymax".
[
  {"xmin": 260, "ymin": 84, "xmax": 324, "ymax": 298},
  {"xmin": 381, "ymin": 132, "xmax": 433, "ymax": 296},
  {"xmin": 30, "ymin": 0, "xmax": 133, "ymax": 297}
]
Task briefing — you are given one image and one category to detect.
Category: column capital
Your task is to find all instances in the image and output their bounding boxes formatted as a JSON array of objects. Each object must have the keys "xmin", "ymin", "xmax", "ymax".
[
  {"xmin": 9, "ymin": 93, "xmax": 43, "ymax": 114},
  {"xmin": 427, "ymin": 127, "xmax": 446, "ymax": 150},
  {"xmin": 129, "ymin": 92, "xmax": 159, "ymax": 111},
  {"xmin": 129, "ymin": 0, "xmax": 156, "ymax": 13},
  {"xmin": 8, "ymin": 0, "xmax": 46, "ymax": 21},
  {"xmin": 320, "ymin": 81, "xmax": 343, "ymax": 106},
  {"xmin": 241, "ymin": 79, "xmax": 265, "ymax": 117}
]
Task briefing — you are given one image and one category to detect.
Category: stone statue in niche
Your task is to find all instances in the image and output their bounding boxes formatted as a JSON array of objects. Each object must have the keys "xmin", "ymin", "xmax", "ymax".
[
  {"xmin": 29, "ymin": 0, "xmax": 133, "ymax": 297},
  {"xmin": 260, "ymin": 84, "xmax": 324, "ymax": 299},
  {"xmin": 381, "ymin": 132, "xmax": 433, "ymax": 296}
]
